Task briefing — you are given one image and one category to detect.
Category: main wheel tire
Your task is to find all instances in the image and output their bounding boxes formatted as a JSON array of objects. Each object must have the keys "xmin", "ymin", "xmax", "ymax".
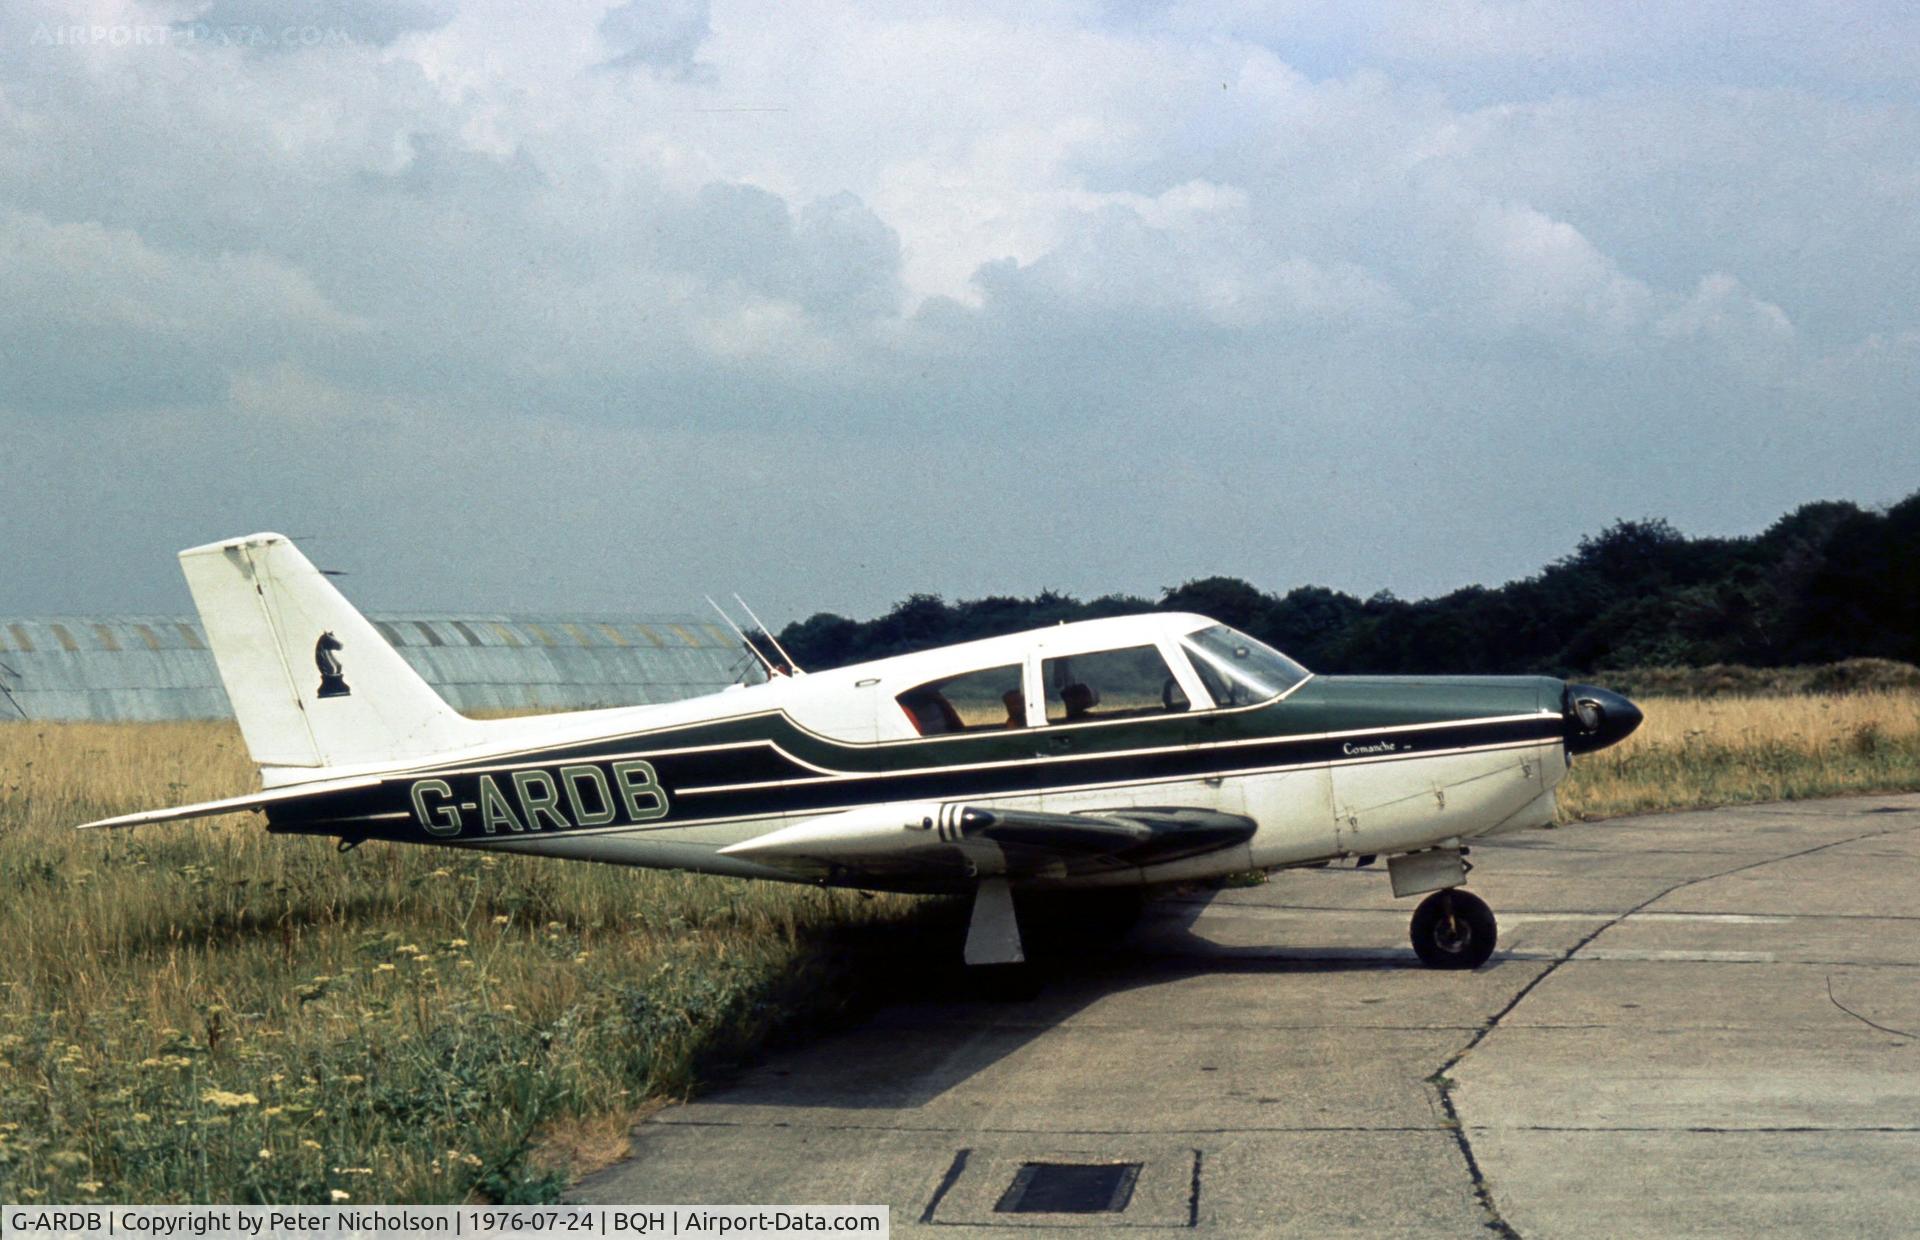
[
  {"xmin": 969, "ymin": 963, "xmax": 1041, "ymax": 1002},
  {"xmin": 1409, "ymin": 889, "xmax": 1497, "ymax": 970}
]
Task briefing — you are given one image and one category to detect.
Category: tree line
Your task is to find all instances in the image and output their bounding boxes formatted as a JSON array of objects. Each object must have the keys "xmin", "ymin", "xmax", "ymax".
[{"xmin": 775, "ymin": 490, "xmax": 1920, "ymax": 676}]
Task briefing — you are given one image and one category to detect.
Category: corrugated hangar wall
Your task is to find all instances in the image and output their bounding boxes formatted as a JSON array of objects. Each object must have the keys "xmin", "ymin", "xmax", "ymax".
[{"xmin": 0, "ymin": 614, "xmax": 764, "ymax": 721}]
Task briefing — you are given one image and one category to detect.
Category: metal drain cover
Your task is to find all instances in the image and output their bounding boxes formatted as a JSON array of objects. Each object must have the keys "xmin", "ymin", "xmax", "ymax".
[
  {"xmin": 924, "ymin": 1146, "xmax": 1196, "ymax": 1227},
  {"xmin": 996, "ymin": 1161, "xmax": 1142, "ymax": 1214}
]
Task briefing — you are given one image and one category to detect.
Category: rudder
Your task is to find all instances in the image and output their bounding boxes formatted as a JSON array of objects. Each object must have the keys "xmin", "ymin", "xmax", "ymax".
[{"xmin": 180, "ymin": 533, "xmax": 484, "ymax": 779}]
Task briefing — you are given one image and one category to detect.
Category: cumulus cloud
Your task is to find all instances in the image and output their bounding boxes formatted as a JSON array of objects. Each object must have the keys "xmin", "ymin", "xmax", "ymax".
[
  {"xmin": 1459, "ymin": 200, "xmax": 1654, "ymax": 339},
  {"xmin": 1656, "ymin": 272, "xmax": 1794, "ymax": 347},
  {"xmin": 1168, "ymin": 1, "xmax": 1920, "ymax": 97},
  {"xmin": 962, "ymin": 182, "xmax": 1409, "ymax": 333},
  {"xmin": 598, "ymin": 0, "xmax": 712, "ymax": 78},
  {"xmin": 0, "ymin": 210, "xmax": 360, "ymax": 338},
  {"xmin": 651, "ymin": 182, "xmax": 901, "ymax": 323},
  {"xmin": 173, "ymin": 0, "xmax": 454, "ymax": 51},
  {"xmin": 0, "ymin": 207, "xmax": 364, "ymax": 412}
]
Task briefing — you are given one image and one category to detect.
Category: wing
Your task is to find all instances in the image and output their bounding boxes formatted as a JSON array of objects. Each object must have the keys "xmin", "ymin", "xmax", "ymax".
[{"xmin": 718, "ymin": 800, "xmax": 1257, "ymax": 882}]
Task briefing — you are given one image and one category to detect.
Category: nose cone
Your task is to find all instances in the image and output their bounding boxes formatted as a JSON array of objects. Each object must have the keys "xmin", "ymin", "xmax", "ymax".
[{"xmin": 1562, "ymin": 683, "xmax": 1644, "ymax": 754}]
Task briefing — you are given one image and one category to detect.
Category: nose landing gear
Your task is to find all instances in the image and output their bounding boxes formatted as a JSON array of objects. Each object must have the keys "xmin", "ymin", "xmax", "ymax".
[{"xmin": 1409, "ymin": 888, "xmax": 1497, "ymax": 969}]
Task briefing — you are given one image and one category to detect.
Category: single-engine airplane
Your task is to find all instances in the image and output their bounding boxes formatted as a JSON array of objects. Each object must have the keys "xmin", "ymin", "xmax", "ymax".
[{"xmin": 82, "ymin": 533, "xmax": 1642, "ymax": 969}]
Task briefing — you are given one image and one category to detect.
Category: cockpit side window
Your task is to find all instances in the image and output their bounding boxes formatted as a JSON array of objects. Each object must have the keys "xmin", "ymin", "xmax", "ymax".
[
  {"xmin": 1041, "ymin": 644, "xmax": 1189, "ymax": 724},
  {"xmin": 895, "ymin": 663, "xmax": 1027, "ymax": 735}
]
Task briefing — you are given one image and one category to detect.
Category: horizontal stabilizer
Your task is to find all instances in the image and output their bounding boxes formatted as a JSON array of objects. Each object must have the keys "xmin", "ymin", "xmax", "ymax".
[{"xmin": 76, "ymin": 775, "xmax": 382, "ymax": 831}]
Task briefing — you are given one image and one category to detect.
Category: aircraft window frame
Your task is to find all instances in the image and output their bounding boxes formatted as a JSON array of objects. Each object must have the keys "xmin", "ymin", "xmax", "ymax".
[
  {"xmin": 894, "ymin": 661, "xmax": 1033, "ymax": 737},
  {"xmin": 1177, "ymin": 624, "xmax": 1311, "ymax": 709},
  {"xmin": 1038, "ymin": 642, "xmax": 1198, "ymax": 726}
]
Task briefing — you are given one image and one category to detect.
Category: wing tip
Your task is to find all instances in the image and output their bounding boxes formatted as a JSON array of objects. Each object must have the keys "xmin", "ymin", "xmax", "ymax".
[
  {"xmin": 70, "ymin": 774, "xmax": 380, "ymax": 833},
  {"xmin": 74, "ymin": 813, "xmax": 153, "ymax": 831},
  {"xmin": 73, "ymin": 799, "xmax": 268, "ymax": 832}
]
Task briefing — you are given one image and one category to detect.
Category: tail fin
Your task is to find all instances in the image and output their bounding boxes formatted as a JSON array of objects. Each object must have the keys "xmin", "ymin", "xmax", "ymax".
[{"xmin": 180, "ymin": 533, "xmax": 484, "ymax": 778}]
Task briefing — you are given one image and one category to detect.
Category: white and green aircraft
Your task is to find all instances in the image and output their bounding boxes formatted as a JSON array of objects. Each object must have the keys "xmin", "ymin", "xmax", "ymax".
[{"xmin": 82, "ymin": 533, "xmax": 1642, "ymax": 970}]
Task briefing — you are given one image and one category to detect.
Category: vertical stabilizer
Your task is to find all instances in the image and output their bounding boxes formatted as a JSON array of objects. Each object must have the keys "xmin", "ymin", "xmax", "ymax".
[{"xmin": 180, "ymin": 533, "xmax": 484, "ymax": 777}]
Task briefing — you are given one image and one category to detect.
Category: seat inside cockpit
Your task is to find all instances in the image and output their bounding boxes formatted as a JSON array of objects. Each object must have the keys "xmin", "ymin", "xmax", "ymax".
[{"xmin": 895, "ymin": 662, "xmax": 1026, "ymax": 735}]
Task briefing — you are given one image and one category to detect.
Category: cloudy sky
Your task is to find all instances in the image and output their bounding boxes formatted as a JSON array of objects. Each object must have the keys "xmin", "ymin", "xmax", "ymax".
[{"xmin": 3, "ymin": 1, "xmax": 1917, "ymax": 624}]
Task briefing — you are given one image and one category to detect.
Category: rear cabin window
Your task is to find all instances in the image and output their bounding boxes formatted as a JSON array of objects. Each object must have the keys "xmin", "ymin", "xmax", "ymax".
[
  {"xmin": 1042, "ymin": 644, "xmax": 1189, "ymax": 724},
  {"xmin": 896, "ymin": 663, "xmax": 1027, "ymax": 735}
]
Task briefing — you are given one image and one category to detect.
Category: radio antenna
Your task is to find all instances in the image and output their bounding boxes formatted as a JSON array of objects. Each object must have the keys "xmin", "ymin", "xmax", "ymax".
[
  {"xmin": 705, "ymin": 596, "xmax": 776, "ymax": 677},
  {"xmin": 734, "ymin": 594, "xmax": 804, "ymax": 675}
]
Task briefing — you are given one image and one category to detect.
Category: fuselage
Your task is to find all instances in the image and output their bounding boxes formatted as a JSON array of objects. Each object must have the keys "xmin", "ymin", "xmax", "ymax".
[{"xmin": 262, "ymin": 613, "xmax": 1630, "ymax": 894}]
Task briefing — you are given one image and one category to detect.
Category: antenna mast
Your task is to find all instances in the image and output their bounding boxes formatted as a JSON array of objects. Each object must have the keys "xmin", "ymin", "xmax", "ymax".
[
  {"xmin": 734, "ymin": 594, "xmax": 805, "ymax": 675},
  {"xmin": 705, "ymin": 596, "xmax": 777, "ymax": 678}
]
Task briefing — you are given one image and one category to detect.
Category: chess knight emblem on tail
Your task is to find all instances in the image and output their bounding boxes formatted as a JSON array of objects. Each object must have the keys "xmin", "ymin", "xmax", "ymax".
[{"xmin": 314, "ymin": 631, "xmax": 350, "ymax": 698}]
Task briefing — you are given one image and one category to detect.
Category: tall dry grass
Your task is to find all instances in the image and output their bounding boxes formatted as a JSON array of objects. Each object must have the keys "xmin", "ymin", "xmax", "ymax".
[
  {"xmin": 1593, "ymin": 658, "xmax": 1920, "ymax": 698},
  {"xmin": 1558, "ymin": 690, "xmax": 1920, "ymax": 820},
  {"xmin": 0, "ymin": 722, "xmax": 945, "ymax": 1205}
]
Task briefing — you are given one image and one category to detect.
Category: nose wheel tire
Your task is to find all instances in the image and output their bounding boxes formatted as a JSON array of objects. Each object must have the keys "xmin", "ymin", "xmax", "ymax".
[{"xmin": 1410, "ymin": 888, "xmax": 1497, "ymax": 970}]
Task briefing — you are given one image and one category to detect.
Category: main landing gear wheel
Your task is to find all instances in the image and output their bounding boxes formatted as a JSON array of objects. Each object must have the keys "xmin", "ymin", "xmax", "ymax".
[
  {"xmin": 969, "ymin": 963, "xmax": 1041, "ymax": 1002},
  {"xmin": 1015, "ymin": 890, "xmax": 1147, "ymax": 956},
  {"xmin": 1409, "ymin": 888, "xmax": 1497, "ymax": 970}
]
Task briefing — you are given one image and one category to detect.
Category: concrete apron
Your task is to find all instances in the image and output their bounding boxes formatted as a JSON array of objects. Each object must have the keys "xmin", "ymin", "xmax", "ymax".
[{"xmin": 570, "ymin": 794, "xmax": 1920, "ymax": 1238}]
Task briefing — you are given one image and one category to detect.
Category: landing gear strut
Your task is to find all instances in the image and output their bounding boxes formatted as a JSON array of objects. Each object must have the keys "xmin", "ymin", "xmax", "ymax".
[
  {"xmin": 964, "ymin": 876, "xmax": 1025, "ymax": 966},
  {"xmin": 963, "ymin": 878, "xmax": 1041, "ymax": 1000},
  {"xmin": 1409, "ymin": 888, "xmax": 1497, "ymax": 970}
]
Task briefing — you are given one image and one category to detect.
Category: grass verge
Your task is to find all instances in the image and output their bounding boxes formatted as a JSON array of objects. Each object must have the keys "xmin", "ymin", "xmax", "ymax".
[{"xmin": 1559, "ymin": 689, "xmax": 1920, "ymax": 820}]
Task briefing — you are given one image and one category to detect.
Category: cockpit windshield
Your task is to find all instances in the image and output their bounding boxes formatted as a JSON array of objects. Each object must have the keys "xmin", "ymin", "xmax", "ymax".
[{"xmin": 1179, "ymin": 624, "xmax": 1310, "ymax": 708}]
